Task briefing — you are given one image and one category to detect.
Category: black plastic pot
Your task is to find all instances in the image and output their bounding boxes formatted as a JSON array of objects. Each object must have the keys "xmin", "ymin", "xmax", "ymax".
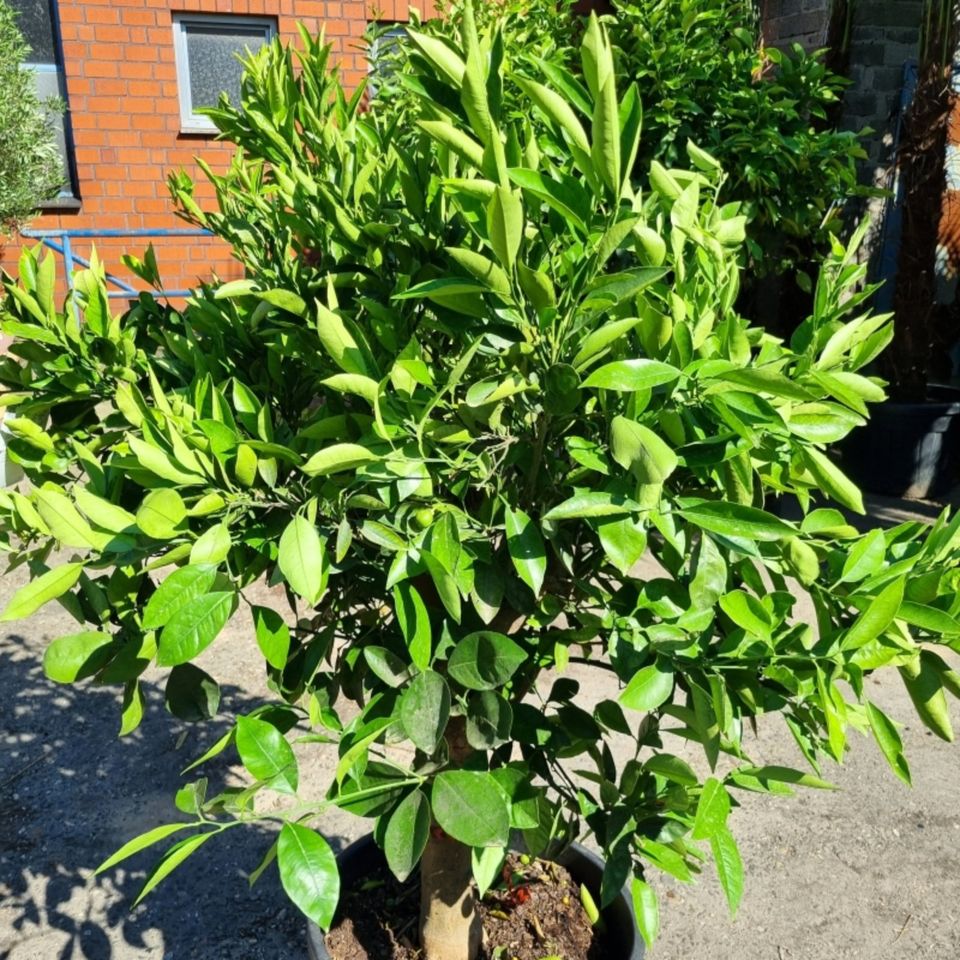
[
  {"xmin": 307, "ymin": 833, "xmax": 644, "ymax": 960},
  {"xmin": 839, "ymin": 385, "xmax": 960, "ymax": 499}
]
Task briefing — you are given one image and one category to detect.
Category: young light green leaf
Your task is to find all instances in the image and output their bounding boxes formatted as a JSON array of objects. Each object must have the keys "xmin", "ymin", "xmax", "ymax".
[
  {"xmin": 302, "ymin": 443, "xmax": 379, "ymax": 477},
  {"xmin": 136, "ymin": 488, "xmax": 187, "ymax": 540},
  {"xmin": 692, "ymin": 778, "xmax": 731, "ymax": 841},
  {"xmin": 96, "ymin": 822, "xmax": 196, "ymax": 875},
  {"xmin": 133, "ymin": 833, "xmax": 215, "ymax": 906},
  {"xmin": 842, "ymin": 578, "xmax": 904, "ymax": 651},
  {"xmin": 620, "ymin": 661, "xmax": 674, "ymax": 713},
  {"xmin": 0, "ymin": 562, "xmax": 84, "ymax": 621},
  {"xmin": 631, "ymin": 878, "xmax": 660, "ymax": 949},
  {"xmin": 189, "ymin": 523, "xmax": 231, "ymax": 565},
  {"xmin": 711, "ymin": 826, "xmax": 744, "ymax": 916},
  {"xmin": 866, "ymin": 700, "xmax": 911, "ymax": 785}
]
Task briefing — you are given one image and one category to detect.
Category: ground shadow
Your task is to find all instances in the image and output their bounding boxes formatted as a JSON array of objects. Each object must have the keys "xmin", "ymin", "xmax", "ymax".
[{"xmin": 0, "ymin": 636, "xmax": 346, "ymax": 960}]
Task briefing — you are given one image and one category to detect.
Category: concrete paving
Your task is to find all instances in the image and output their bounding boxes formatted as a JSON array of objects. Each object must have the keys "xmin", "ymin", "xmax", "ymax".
[{"xmin": 2, "ymin": 503, "xmax": 959, "ymax": 959}]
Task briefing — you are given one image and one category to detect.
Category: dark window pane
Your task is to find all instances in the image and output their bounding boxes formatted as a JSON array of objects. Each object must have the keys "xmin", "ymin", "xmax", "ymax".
[
  {"xmin": 185, "ymin": 23, "xmax": 270, "ymax": 111},
  {"xmin": 9, "ymin": 0, "xmax": 56, "ymax": 65},
  {"xmin": 32, "ymin": 67, "xmax": 69, "ymax": 196}
]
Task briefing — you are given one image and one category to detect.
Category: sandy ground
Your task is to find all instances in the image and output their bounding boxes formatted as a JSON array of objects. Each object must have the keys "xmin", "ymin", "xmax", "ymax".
[{"xmin": 2, "ymin": 498, "xmax": 959, "ymax": 959}]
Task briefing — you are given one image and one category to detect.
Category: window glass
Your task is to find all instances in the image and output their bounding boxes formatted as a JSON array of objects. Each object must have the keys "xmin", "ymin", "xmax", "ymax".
[
  {"xmin": 9, "ymin": 0, "xmax": 56, "ymax": 64},
  {"xmin": 174, "ymin": 16, "xmax": 275, "ymax": 131}
]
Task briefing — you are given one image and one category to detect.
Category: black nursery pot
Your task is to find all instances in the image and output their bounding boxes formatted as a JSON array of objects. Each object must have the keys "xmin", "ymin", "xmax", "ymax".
[
  {"xmin": 840, "ymin": 385, "xmax": 960, "ymax": 500},
  {"xmin": 307, "ymin": 833, "xmax": 644, "ymax": 960}
]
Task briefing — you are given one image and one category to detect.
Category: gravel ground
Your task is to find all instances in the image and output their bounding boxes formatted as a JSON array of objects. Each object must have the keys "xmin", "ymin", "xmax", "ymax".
[{"xmin": 2, "ymin": 498, "xmax": 959, "ymax": 959}]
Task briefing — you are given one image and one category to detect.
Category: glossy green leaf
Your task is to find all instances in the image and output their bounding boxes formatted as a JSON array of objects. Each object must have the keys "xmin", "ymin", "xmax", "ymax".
[
  {"xmin": 253, "ymin": 605, "xmax": 291, "ymax": 670},
  {"xmin": 43, "ymin": 631, "xmax": 114, "ymax": 683},
  {"xmin": 393, "ymin": 582, "xmax": 432, "ymax": 670},
  {"xmin": 582, "ymin": 359, "xmax": 679, "ymax": 392},
  {"xmin": 679, "ymin": 501, "xmax": 796, "ymax": 541},
  {"xmin": 842, "ymin": 578, "xmax": 903, "ymax": 651},
  {"xmin": 143, "ymin": 565, "xmax": 218, "ymax": 630},
  {"xmin": 157, "ymin": 591, "xmax": 237, "ymax": 666},
  {"xmin": 611, "ymin": 416, "xmax": 677, "ymax": 484},
  {"xmin": 278, "ymin": 516, "xmax": 327, "ymax": 605},
  {"xmin": 711, "ymin": 826, "xmax": 744, "ymax": 916},
  {"xmin": 136, "ymin": 488, "xmax": 187, "ymax": 540},
  {"xmin": 504, "ymin": 505, "xmax": 546, "ymax": 596},
  {"xmin": 278, "ymin": 823, "xmax": 340, "ymax": 930},
  {"xmin": 631, "ymin": 878, "xmax": 660, "ymax": 949},
  {"xmin": 620, "ymin": 661, "xmax": 674, "ymax": 712},
  {"xmin": 866, "ymin": 700, "xmax": 911, "ymax": 785},
  {"xmin": 236, "ymin": 715, "xmax": 299, "ymax": 793},
  {"xmin": 692, "ymin": 778, "xmax": 731, "ymax": 840}
]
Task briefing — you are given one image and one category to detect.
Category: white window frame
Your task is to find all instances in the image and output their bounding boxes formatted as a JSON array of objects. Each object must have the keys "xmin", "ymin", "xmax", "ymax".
[{"xmin": 172, "ymin": 13, "xmax": 276, "ymax": 134}]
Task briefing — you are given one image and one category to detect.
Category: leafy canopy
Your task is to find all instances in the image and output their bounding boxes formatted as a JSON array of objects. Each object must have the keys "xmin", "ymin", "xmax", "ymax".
[{"xmin": 1, "ymin": 7, "xmax": 959, "ymax": 952}]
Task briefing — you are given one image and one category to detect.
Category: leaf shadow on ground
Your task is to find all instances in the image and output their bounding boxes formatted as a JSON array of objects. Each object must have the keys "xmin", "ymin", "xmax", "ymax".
[{"xmin": 0, "ymin": 637, "xmax": 348, "ymax": 960}]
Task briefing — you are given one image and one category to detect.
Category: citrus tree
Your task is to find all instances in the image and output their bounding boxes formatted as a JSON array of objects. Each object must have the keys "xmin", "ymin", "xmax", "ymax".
[{"xmin": 2, "ymin": 9, "xmax": 959, "ymax": 960}]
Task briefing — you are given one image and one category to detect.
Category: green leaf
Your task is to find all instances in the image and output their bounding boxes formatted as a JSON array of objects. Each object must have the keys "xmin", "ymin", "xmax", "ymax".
[
  {"xmin": 446, "ymin": 247, "xmax": 512, "ymax": 297},
  {"xmin": 679, "ymin": 500, "xmax": 796, "ymax": 541},
  {"xmin": 96, "ymin": 822, "xmax": 195, "ymax": 875},
  {"xmin": 157, "ymin": 591, "xmax": 237, "ymax": 666},
  {"xmin": 253, "ymin": 605, "xmax": 291, "ymax": 670},
  {"xmin": 507, "ymin": 168, "xmax": 589, "ymax": 231},
  {"xmin": 384, "ymin": 789, "xmax": 431, "ymax": 883},
  {"xmin": 620, "ymin": 661, "xmax": 674, "ymax": 712},
  {"xmin": 842, "ymin": 578, "xmax": 904, "ymax": 651},
  {"xmin": 393, "ymin": 582, "xmax": 432, "ymax": 670},
  {"xmin": 278, "ymin": 516, "xmax": 327, "ymax": 605},
  {"xmin": 472, "ymin": 845, "xmax": 507, "ymax": 898},
  {"xmin": 43, "ymin": 631, "xmax": 114, "ymax": 683},
  {"xmin": 504, "ymin": 506, "xmax": 546, "ymax": 596},
  {"xmin": 631, "ymin": 878, "xmax": 660, "ymax": 949},
  {"xmin": 35, "ymin": 488, "xmax": 105, "ymax": 549},
  {"xmin": 596, "ymin": 516, "xmax": 647, "ymax": 575},
  {"xmin": 466, "ymin": 690, "xmax": 513, "ymax": 749},
  {"xmin": 422, "ymin": 551, "xmax": 461, "ymax": 623},
  {"xmin": 692, "ymin": 778, "xmax": 731, "ymax": 841},
  {"xmin": 278, "ymin": 823, "xmax": 340, "ymax": 931},
  {"xmin": 866, "ymin": 701, "xmax": 911, "ymax": 786},
  {"xmin": 189, "ymin": 523, "xmax": 231, "ymax": 565},
  {"xmin": 133, "ymin": 833, "xmax": 215, "ymax": 905},
  {"xmin": 582, "ymin": 359, "xmax": 679, "ymax": 392},
  {"xmin": 801, "ymin": 448, "xmax": 865, "ymax": 515},
  {"xmin": 236, "ymin": 715, "xmax": 299, "ymax": 793},
  {"xmin": 432, "ymin": 770, "xmax": 510, "ymax": 847},
  {"xmin": 572, "ymin": 317, "xmax": 641, "ymax": 369},
  {"xmin": 364, "ymin": 647, "xmax": 409, "ymax": 687},
  {"xmin": 74, "ymin": 487, "xmax": 136, "ymax": 533},
  {"xmin": 644, "ymin": 754, "xmax": 698, "ymax": 786},
  {"xmin": 487, "ymin": 186, "xmax": 523, "ymax": 273},
  {"xmin": 514, "ymin": 76, "xmax": 590, "ymax": 154},
  {"xmin": 899, "ymin": 652, "xmax": 955, "ymax": 742},
  {"xmin": 0, "ymin": 562, "xmax": 84, "ymax": 621},
  {"xmin": 898, "ymin": 601, "xmax": 960, "ymax": 635},
  {"xmin": 710, "ymin": 826, "xmax": 744, "ymax": 917},
  {"xmin": 302, "ymin": 443, "xmax": 379, "ymax": 477},
  {"xmin": 583, "ymin": 268, "xmax": 668, "ymax": 308},
  {"xmin": 136, "ymin": 488, "xmax": 187, "ymax": 540},
  {"xmin": 719, "ymin": 590, "xmax": 771, "ymax": 638},
  {"xmin": 143, "ymin": 565, "xmax": 218, "ymax": 630},
  {"xmin": 165, "ymin": 663, "xmax": 220, "ymax": 722},
  {"xmin": 591, "ymin": 74, "xmax": 620, "ymax": 196},
  {"xmin": 399, "ymin": 670, "xmax": 450, "ymax": 754},
  {"xmin": 543, "ymin": 491, "xmax": 642, "ymax": 521},
  {"xmin": 315, "ymin": 303, "xmax": 369, "ymax": 376},
  {"xmin": 447, "ymin": 631, "xmax": 526, "ymax": 691},
  {"xmin": 839, "ymin": 528, "xmax": 885, "ymax": 583},
  {"xmin": 611, "ymin": 416, "xmax": 677, "ymax": 484}
]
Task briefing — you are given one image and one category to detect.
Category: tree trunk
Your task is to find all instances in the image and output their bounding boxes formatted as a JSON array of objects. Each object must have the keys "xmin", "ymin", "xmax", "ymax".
[
  {"xmin": 419, "ymin": 831, "xmax": 481, "ymax": 960},
  {"xmin": 419, "ymin": 716, "xmax": 481, "ymax": 960}
]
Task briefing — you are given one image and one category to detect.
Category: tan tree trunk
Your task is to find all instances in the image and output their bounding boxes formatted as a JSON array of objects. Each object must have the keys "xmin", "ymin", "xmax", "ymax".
[
  {"xmin": 419, "ymin": 716, "xmax": 481, "ymax": 960},
  {"xmin": 419, "ymin": 831, "xmax": 481, "ymax": 960}
]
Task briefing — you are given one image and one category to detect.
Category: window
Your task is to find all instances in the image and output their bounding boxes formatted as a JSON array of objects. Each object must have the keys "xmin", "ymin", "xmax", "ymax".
[
  {"xmin": 10, "ymin": 0, "xmax": 78, "ymax": 204},
  {"xmin": 367, "ymin": 23, "xmax": 407, "ymax": 98},
  {"xmin": 173, "ymin": 14, "xmax": 276, "ymax": 134}
]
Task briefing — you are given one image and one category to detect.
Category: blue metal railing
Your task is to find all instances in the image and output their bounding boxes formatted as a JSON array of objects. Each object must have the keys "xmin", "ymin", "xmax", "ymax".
[{"xmin": 20, "ymin": 227, "xmax": 213, "ymax": 300}]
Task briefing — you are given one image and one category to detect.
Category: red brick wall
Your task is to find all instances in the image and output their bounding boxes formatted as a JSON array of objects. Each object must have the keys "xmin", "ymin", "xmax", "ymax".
[{"xmin": 4, "ymin": 0, "xmax": 429, "ymax": 299}]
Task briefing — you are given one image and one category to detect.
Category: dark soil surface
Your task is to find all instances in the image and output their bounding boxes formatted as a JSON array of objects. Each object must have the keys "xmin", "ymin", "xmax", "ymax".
[{"xmin": 325, "ymin": 854, "xmax": 606, "ymax": 960}]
